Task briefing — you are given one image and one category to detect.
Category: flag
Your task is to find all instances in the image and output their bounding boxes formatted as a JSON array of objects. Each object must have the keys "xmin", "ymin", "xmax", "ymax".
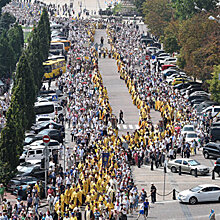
[{"xmin": 102, "ymin": 153, "xmax": 110, "ymax": 168}]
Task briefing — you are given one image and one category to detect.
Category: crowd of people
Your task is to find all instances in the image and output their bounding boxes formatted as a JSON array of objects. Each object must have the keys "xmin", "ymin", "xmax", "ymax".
[{"xmin": 0, "ymin": 0, "xmax": 216, "ymax": 220}]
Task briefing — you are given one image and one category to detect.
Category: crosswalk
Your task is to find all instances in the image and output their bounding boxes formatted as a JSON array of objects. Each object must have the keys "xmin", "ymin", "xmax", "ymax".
[{"xmin": 117, "ymin": 124, "xmax": 139, "ymax": 130}]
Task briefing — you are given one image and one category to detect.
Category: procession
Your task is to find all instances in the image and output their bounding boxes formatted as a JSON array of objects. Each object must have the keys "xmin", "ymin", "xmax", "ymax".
[{"xmin": 0, "ymin": 0, "xmax": 219, "ymax": 219}]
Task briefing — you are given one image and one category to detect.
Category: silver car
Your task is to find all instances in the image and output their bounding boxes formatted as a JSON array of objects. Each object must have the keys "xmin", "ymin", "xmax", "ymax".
[{"xmin": 167, "ymin": 158, "xmax": 209, "ymax": 175}]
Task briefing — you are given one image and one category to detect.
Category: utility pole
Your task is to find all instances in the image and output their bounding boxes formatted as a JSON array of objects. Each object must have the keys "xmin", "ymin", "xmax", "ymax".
[{"xmin": 43, "ymin": 135, "xmax": 50, "ymax": 198}]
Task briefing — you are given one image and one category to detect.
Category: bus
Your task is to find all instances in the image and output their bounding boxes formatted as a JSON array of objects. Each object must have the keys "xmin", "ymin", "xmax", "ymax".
[
  {"xmin": 49, "ymin": 42, "xmax": 65, "ymax": 55},
  {"xmin": 43, "ymin": 58, "xmax": 66, "ymax": 79},
  {"xmin": 51, "ymin": 39, "xmax": 71, "ymax": 52}
]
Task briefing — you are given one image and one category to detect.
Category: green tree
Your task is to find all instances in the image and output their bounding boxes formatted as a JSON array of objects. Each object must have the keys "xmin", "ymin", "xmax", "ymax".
[
  {"xmin": 0, "ymin": 12, "xmax": 16, "ymax": 33},
  {"xmin": 162, "ymin": 20, "xmax": 181, "ymax": 53},
  {"xmin": 177, "ymin": 13, "xmax": 219, "ymax": 80},
  {"xmin": 208, "ymin": 65, "xmax": 220, "ymax": 103},
  {"xmin": 142, "ymin": 0, "xmax": 173, "ymax": 36},
  {"xmin": 0, "ymin": 31, "xmax": 15, "ymax": 78},
  {"xmin": 171, "ymin": 0, "xmax": 218, "ymax": 20},
  {"xmin": 7, "ymin": 23, "xmax": 24, "ymax": 62}
]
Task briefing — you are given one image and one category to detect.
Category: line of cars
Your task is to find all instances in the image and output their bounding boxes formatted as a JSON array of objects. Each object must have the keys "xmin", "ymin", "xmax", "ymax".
[
  {"xmin": 141, "ymin": 28, "xmax": 220, "ymax": 207},
  {"xmin": 7, "ymin": 89, "xmax": 65, "ymax": 199}
]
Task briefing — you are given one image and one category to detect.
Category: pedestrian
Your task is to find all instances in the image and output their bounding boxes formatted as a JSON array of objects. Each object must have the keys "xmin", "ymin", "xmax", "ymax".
[
  {"xmin": 140, "ymin": 188, "xmax": 147, "ymax": 202},
  {"xmin": 143, "ymin": 198, "xmax": 150, "ymax": 218},
  {"xmin": 150, "ymin": 184, "xmax": 157, "ymax": 203},
  {"xmin": 0, "ymin": 184, "xmax": 5, "ymax": 204},
  {"xmin": 136, "ymin": 202, "xmax": 146, "ymax": 220},
  {"xmin": 209, "ymin": 209, "xmax": 215, "ymax": 220},
  {"xmin": 100, "ymin": 36, "xmax": 104, "ymax": 45},
  {"xmin": 119, "ymin": 110, "xmax": 125, "ymax": 124}
]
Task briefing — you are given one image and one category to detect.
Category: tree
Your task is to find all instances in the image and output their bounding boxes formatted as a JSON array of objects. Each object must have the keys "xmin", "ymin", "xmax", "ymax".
[
  {"xmin": 0, "ymin": 0, "xmax": 10, "ymax": 17},
  {"xmin": 171, "ymin": 0, "xmax": 218, "ymax": 20},
  {"xmin": 7, "ymin": 23, "xmax": 24, "ymax": 62},
  {"xmin": 177, "ymin": 13, "xmax": 219, "ymax": 80},
  {"xmin": 208, "ymin": 65, "xmax": 220, "ymax": 103},
  {"xmin": 134, "ymin": 0, "xmax": 145, "ymax": 14},
  {"xmin": 0, "ymin": 31, "xmax": 15, "ymax": 78},
  {"xmin": 142, "ymin": 0, "xmax": 173, "ymax": 37},
  {"xmin": 162, "ymin": 20, "xmax": 181, "ymax": 54},
  {"xmin": 0, "ymin": 12, "xmax": 16, "ymax": 33}
]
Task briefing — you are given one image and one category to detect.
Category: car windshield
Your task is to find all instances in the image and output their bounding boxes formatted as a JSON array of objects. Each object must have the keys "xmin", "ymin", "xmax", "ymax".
[
  {"xmin": 190, "ymin": 186, "xmax": 202, "ymax": 192},
  {"xmin": 38, "ymin": 122, "xmax": 49, "ymax": 127},
  {"xmin": 187, "ymin": 133, "xmax": 197, "ymax": 138},
  {"xmin": 19, "ymin": 166, "xmax": 34, "ymax": 173},
  {"xmin": 38, "ymin": 130, "xmax": 49, "ymax": 135},
  {"xmin": 25, "ymin": 137, "xmax": 33, "ymax": 143},
  {"xmin": 188, "ymin": 160, "xmax": 200, "ymax": 166},
  {"xmin": 183, "ymin": 127, "xmax": 194, "ymax": 131}
]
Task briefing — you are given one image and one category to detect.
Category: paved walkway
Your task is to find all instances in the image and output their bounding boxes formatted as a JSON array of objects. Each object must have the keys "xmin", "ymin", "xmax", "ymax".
[{"xmin": 94, "ymin": 29, "xmax": 140, "ymax": 135}]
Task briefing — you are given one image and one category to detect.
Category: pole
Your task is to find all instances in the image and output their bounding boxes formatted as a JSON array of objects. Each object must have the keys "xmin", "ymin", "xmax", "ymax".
[
  {"xmin": 44, "ymin": 143, "xmax": 48, "ymax": 198},
  {"xmin": 163, "ymin": 166, "xmax": 166, "ymax": 201},
  {"xmin": 64, "ymin": 144, "xmax": 66, "ymax": 172}
]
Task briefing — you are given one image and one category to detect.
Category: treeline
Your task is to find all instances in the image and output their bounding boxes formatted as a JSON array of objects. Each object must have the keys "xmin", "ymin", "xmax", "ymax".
[
  {"xmin": 137, "ymin": 0, "xmax": 220, "ymax": 101},
  {"xmin": 0, "ymin": 12, "xmax": 23, "ymax": 78},
  {"xmin": 0, "ymin": 8, "xmax": 51, "ymax": 183}
]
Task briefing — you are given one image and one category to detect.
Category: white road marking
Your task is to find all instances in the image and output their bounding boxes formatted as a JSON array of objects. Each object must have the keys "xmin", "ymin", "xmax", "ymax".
[
  {"xmin": 123, "ymin": 124, "xmax": 127, "ymax": 129},
  {"xmin": 129, "ymin": 124, "xmax": 133, "ymax": 129}
]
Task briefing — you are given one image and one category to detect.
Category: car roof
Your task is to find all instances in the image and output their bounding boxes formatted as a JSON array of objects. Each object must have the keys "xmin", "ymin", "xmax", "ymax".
[
  {"xmin": 198, "ymin": 184, "xmax": 220, "ymax": 188},
  {"xmin": 183, "ymin": 125, "xmax": 194, "ymax": 127},
  {"xmin": 174, "ymin": 158, "xmax": 196, "ymax": 161}
]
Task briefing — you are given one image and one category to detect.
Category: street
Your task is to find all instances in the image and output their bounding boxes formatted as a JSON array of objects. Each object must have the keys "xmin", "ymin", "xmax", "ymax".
[{"xmin": 0, "ymin": 0, "xmax": 219, "ymax": 220}]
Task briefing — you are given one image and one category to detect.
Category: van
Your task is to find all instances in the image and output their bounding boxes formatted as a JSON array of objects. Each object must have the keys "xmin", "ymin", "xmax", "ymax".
[
  {"xmin": 20, "ymin": 145, "xmax": 59, "ymax": 162},
  {"xmin": 209, "ymin": 127, "xmax": 220, "ymax": 142},
  {"xmin": 34, "ymin": 101, "xmax": 64, "ymax": 120},
  {"xmin": 202, "ymin": 106, "xmax": 220, "ymax": 118}
]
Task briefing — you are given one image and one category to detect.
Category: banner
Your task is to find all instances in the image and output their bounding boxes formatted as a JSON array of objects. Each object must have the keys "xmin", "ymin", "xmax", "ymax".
[{"xmin": 102, "ymin": 153, "xmax": 110, "ymax": 168}]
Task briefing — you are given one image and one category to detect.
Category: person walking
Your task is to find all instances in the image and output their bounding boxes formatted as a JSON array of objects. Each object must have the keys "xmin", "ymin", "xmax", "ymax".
[
  {"xmin": 136, "ymin": 202, "xmax": 146, "ymax": 220},
  {"xmin": 143, "ymin": 199, "xmax": 150, "ymax": 218},
  {"xmin": 0, "ymin": 184, "xmax": 5, "ymax": 204},
  {"xmin": 209, "ymin": 209, "xmax": 215, "ymax": 220},
  {"xmin": 119, "ymin": 110, "xmax": 125, "ymax": 124},
  {"xmin": 150, "ymin": 184, "xmax": 157, "ymax": 203}
]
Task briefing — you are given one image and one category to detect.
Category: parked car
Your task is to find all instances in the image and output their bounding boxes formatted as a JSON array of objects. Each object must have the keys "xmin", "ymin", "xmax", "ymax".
[
  {"xmin": 202, "ymin": 106, "xmax": 220, "ymax": 118},
  {"xmin": 7, "ymin": 176, "xmax": 38, "ymax": 193},
  {"xmin": 164, "ymin": 57, "xmax": 177, "ymax": 65},
  {"xmin": 214, "ymin": 158, "xmax": 220, "ymax": 176},
  {"xmin": 31, "ymin": 121, "xmax": 64, "ymax": 134},
  {"xmin": 178, "ymin": 184, "xmax": 220, "ymax": 204},
  {"xmin": 167, "ymin": 158, "xmax": 209, "ymax": 175},
  {"xmin": 16, "ymin": 164, "xmax": 45, "ymax": 179},
  {"xmin": 35, "ymin": 129, "xmax": 64, "ymax": 143},
  {"xmin": 203, "ymin": 142, "xmax": 220, "ymax": 159},
  {"xmin": 209, "ymin": 127, "xmax": 220, "ymax": 142}
]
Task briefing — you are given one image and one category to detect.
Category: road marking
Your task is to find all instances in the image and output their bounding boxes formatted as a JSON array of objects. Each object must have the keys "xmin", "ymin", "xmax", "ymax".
[
  {"xmin": 135, "ymin": 125, "xmax": 139, "ymax": 129},
  {"xmin": 123, "ymin": 124, "xmax": 127, "ymax": 129},
  {"xmin": 129, "ymin": 124, "xmax": 133, "ymax": 129}
]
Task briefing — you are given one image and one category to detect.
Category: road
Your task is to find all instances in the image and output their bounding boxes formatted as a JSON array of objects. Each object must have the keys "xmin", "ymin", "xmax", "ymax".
[{"xmin": 94, "ymin": 29, "xmax": 140, "ymax": 135}]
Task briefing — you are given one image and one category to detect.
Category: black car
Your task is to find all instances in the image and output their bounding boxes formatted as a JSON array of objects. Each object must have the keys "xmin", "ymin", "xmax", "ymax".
[
  {"xmin": 35, "ymin": 129, "xmax": 64, "ymax": 143},
  {"xmin": 209, "ymin": 127, "xmax": 220, "ymax": 142},
  {"xmin": 188, "ymin": 95, "xmax": 209, "ymax": 102},
  {"xmin": 203, "ymin": 142, "xmax": 220, "ymax": 159},
  {"xmin": 31, "ymin": 121, "xmax": 64, "ymax": 134},
  {"xmin": 7, "ymin": 176, "xmax": 38, "ymax": 192},
  {"xmin": 16, "ymin": 165, "xmax": 45, "ymax": 179},
  {"xmin": 214, "ymin": 158, "xmax": 220, "ymax": 176}
]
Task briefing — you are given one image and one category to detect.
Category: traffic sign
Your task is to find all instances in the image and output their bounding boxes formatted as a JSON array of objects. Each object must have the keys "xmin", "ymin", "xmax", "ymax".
[
  {"xmin": 43, "ymin": 135, "xmax": 50, "ymax": 144},
  {"xmin": 52, "ymin": 95, "xmax": 58, "ymax": 101}
]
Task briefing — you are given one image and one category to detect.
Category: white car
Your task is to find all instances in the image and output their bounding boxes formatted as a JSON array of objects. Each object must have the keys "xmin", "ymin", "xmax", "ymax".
[
  {"xmin": 181, "ymin": 125, "xmax": 194, "ymax": 135},
  {"xmin": 164, "ymin": 57, "xmax": 177, "ymax": 65},
  {"xmin": 166, "ymin": 74, "xmax": 180, "ymax": 84},
  {"xmin": 178, "ymin": 184, "xmax": 220, "ymax": 204},
  {"xmin": 185, "ymin": 132, "xmax": 198, "ymax": 143},
  {"xmin": 189, "ymin": 91, "xmax": 210, "ymax": 97},
  {"xmin": 202, "ymin": 106, "xmax": 220, "ymax": 118}
]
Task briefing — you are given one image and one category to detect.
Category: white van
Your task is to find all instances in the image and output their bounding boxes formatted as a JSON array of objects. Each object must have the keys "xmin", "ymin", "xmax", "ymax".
[
  {"xmin": 20, "ymin": 144, "xmax": 59, "ymax": 162},
  {"xmin": 202, "ymin": 106, "xmax": 220, "ymax": 118},
  {"xmin": 34, "ymin": 101, "xmax": 64, "ymax": 120}
]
